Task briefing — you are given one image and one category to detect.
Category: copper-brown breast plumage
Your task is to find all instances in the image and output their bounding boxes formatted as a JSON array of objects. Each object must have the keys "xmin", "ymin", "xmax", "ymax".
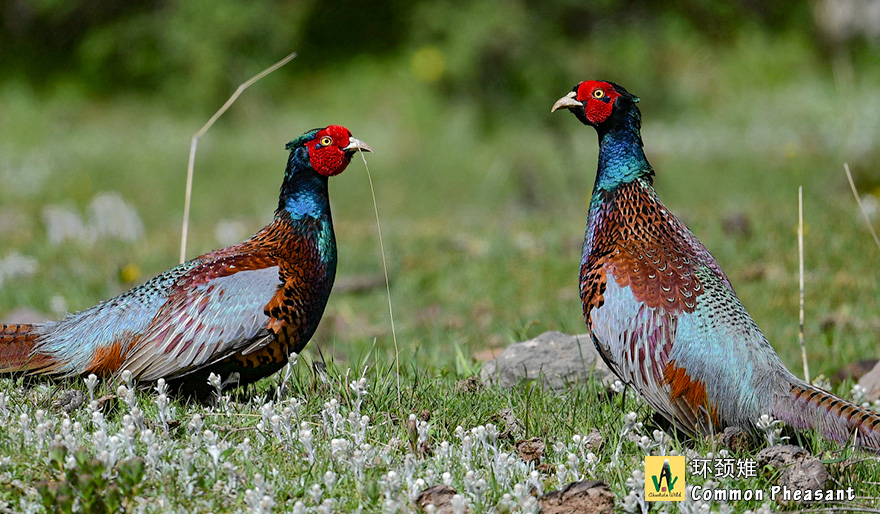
[
  {"xmin": 262, "ymin": 217, "xmax": 332, "ymax": 351},
  {"xmin": 581, "ymin": 182, "xmax": 705, "ymax": 327}
]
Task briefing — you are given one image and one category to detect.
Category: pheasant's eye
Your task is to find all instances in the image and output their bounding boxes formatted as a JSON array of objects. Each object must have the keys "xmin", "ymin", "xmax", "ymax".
[
  {"xmin": 592, "ymin": 89, "xmax": 605, "ymax": 99},
  {"xmin": 320, "ymin": 136, "xmax": 333, "ymax": 146}
]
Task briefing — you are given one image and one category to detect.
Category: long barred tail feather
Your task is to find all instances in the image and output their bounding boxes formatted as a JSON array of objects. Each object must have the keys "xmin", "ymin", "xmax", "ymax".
[
  {"xmin": 774, "ymin": 381, "xmax": 880, "ymax": 453},
  {"xmin": 0, "ymin": 324, "xmax": 55, "ymax": 373}
]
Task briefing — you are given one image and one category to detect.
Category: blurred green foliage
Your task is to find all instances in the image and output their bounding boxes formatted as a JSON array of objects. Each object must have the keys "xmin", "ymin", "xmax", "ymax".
[{"xmin": 0, "ymin": 0, "xmax": 824, "ymax": 110}]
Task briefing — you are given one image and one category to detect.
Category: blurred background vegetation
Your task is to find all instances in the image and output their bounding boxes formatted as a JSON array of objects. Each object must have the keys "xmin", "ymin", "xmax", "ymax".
[{"xmin": 1, "ymin": 0, "xmax": 879, "ymax": 380}]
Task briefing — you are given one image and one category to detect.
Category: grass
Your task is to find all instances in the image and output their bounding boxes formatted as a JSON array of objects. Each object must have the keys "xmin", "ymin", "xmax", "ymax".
[
  {"xmin": 0, "ymin": 365, "xmax": 877, "ymax": 513},
  {"xmin": 2, "ymin": 32, "xmax": 880, "ymax": 512}
]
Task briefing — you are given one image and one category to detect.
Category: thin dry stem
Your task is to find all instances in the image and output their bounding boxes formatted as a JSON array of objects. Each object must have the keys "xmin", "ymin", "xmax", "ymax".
[
  {"xmin": 844, "ymin": 162, "xmax": 880, "ymax": 253},
  {"xmin": 179, "ymin": 51, "xmax": 297, "ymax": 263},
  {"xmin": 360, "ymin": 152, "xmax": 401, "ymax": 406},
  {"xmin": 798, "ymin": 186, "xmax": 809, "ymax": 383}
]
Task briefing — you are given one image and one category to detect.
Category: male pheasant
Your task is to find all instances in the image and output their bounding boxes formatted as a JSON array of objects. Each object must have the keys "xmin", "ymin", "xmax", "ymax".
[
  {"xmin": 552, "ymin": 81, "xmax": 880, "ymax": 451},
  {"xmin": 0, "ymin": 125, "xmax": 372, "ymax": 395}
]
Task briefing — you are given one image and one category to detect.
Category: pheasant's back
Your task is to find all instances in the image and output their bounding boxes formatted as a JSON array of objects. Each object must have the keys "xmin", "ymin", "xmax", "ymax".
[{"xmin": 31, "ymin": 261, "xmax": 199, "ymax": 376}]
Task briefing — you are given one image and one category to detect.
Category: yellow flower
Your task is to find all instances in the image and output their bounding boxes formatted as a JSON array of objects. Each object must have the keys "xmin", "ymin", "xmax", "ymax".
[
  {"xmin": 120, "ymin": 264, "xmax": 141, "ymax": 284},
  {"xmin": 411, "ymin": 46, "xmax": 445, "ymax": 83}
]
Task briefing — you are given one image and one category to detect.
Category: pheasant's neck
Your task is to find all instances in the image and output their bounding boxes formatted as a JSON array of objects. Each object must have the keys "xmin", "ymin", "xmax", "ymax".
[
  {"xmin": 279, "ymin": 152, "xmax": 331, "ymax": 220},
  {"xmin": 279, "ymin": 176, "xmax": 330, "ymax": 220},
  {"xmin": 583, "ymin": 124, "xmax": 655, "ymax": 261},
  {"xmin": 276, "ymin": 159, "xmax": 336, "ymax": 265},
  {"xmin": 595, "ymin": 124, "xmax": 653, "ymax": 193}
]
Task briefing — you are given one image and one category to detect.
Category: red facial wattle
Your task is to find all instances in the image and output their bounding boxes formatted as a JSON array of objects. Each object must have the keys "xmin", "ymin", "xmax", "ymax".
[
  {"xmin": 576, "ymin": 81, "xmax": 622, "ymax": 125},
  {"xmin": 307, "ymin": 125, "xmax": 354, "ymax": 176}
]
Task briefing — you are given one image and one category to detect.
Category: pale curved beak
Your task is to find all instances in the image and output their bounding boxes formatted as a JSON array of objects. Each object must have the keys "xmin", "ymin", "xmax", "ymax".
[
  {"xmin": 344, "ymin": 137, "xmax": 373, "ymax": 153},
  {"xmin": 551, "ymin": 91, "xmax": 582, "ymax": 113}
]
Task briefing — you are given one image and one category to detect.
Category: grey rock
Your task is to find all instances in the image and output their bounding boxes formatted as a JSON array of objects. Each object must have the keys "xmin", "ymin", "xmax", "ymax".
[
  {"xmin": 857, "ymin": 360, "xmax": 880, "ymax": 402},
  {"xmin": 481, "ymin": 331, "xmax": 612, "ymax": 390},
  {"xmin": 783, "ymin": 457, "xmax": 830, "ymax": 491},
  {"xmin": 756, "ymin": 444, "xmax": 807, "ymax": 469},
  {"xmin": 582, "ymin": 428, "xmax": 604, "ymax": 451}
]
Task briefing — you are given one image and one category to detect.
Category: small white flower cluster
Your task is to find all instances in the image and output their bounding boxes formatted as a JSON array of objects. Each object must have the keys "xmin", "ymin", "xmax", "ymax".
[
  {"xmin": 614, "ymin": 412, "xmax": 639, "ymax": 463},
  {"xmin": 615, "ymin": 411, "xmax": 659, "ymax": 463},
  {"xmin": 847, "ymin": 383, "xmax": 880, "ymax": 413},
  {"xmin": 755, "ymin": 413, "xmax": 788, "ymax": 447},
  {"xmin": 850, "ymin": 383, "xmax": 868, "ymax": 407},
  {"xmin": 0, "ymin": 251, "xmax": 37, "ymax": 289},
  {"xmin": 679, "ymin": 481, "xmax": 715, "ymax": 514},
  {"xmin": 621, "ymin": 468, "xmax": 646, "ymax": 513},
  {"xmin": 551, "ymin": 432, "xmax": 599, "ymax": 484},
  {"xmin": 42, "ymin": 191, "xmax": 144, "ymax": 246},
  {"xmin": 811, "ymin": 374, "xmax": 832, "ymax": 391},
  {"xmin": 0, "ymin": 367, "xmax": 652, "ymax": 513},
  {"xmin": 0, "ymin": 371, "xmax": 283, "ymax": 512},
  {"xmin": 243, "ymin": 473, "xmax": 274, "ymax": 514},
  {"xmin": 427, "ymin": 423, "xmax": 519, "ymax": 511}
]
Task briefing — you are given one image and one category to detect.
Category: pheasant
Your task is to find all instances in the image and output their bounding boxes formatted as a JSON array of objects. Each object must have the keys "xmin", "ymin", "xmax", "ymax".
[
  {"xmin": 552, "ymin": 81, "xmax": 880, "ymax": 451},
  {"xmin": 0, "ymin": 125, "xmax": 372, "ymax": 395}
]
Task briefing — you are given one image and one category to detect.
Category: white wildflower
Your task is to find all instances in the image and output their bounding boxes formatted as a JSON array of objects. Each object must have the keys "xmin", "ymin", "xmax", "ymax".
[
  {"xmin": 450, "ymin": 494, "xmax": 467, "ymax": 514},
  {"xmin": 756, "ymin": 413, "xmax": 788, "ymax": 446},
  {"xmin": 323, "ymin": 470, "xmax": 337, "ymax": 494},
  {"xmin": 88, "ymin": 192, "xmax": 144, "ymax": 242},
  {"xmin": 0, "ymin": 251, "xmax": 37, "ymax": 287},
  {"xmin": 317, "ymin": 498, "xmax": 334, "ymax": 514},
  {"xmin": 85, "ymin": 374, "xmax": 99, "ymax": 401},
  {"xmin": 308, "ymin": 483, "xmax": 323, "ymax": 504},
  {"xmin": 851, "ymin": 384, "xmax": 868, "ymax": 406}
]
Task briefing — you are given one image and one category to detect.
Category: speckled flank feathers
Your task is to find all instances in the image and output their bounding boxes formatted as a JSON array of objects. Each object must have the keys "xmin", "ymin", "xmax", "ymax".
[
  {"xmin": 0, "ymin": 125, "xmax": 371, "ymax": 396},
  {"xmin": 554, "ymin": 81, "xmax": 880, "ymax": 452}
]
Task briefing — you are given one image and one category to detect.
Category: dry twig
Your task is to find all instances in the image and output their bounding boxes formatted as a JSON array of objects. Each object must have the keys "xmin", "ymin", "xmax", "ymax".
[
  {"xmin": 843, "ymin": 162, "xmax": 880, "ymax": 253},
  {"xmin": 179, "ymin": 52, "xmax": 297, "ymax": 263},
  {"xmin": 798, "ymin": 186, "xmax": 809, "ymax": 382}
]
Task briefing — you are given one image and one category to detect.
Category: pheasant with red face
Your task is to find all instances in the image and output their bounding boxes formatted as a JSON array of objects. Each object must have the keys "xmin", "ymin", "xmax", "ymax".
[
  {"xmin": 0, "ymin": 125, "xmax": 372, "ymax": 395},
  {"xmin": 553, "ymin": 81, "xmax": 880, "ymax": 451}
]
